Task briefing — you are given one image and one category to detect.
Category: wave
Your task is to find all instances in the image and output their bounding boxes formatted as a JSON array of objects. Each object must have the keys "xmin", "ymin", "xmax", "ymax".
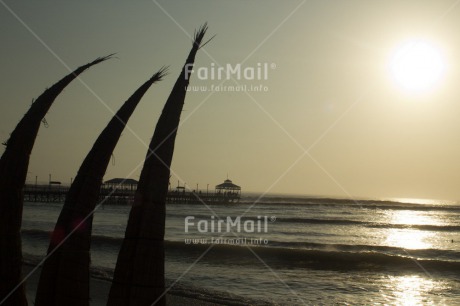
[
  {"xmin": 22, "ymin": 229, "xmax": 460, "ymax": 274},
  {"xmin": 171, "ymin": 241, "xmax": 460, "ymax": 273},
  {"xmin": 167, "ymin": 212, "xmax": 459, "ymax": 233},
  {"xmin": 277, "ymin": 217, "xmax": 460, "ymax": 232},
  {"xmin": 239, "ymin": 196, "xmax": 460, "ymax": 212},
  {"xmin": 267, "ymin": 241, "xmax": 460, "ymax": 261}
]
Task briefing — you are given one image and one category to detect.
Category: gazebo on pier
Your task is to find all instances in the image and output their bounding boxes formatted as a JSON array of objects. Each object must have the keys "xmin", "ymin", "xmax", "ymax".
[{"xmin": 215, "ymin": 178, "xmax": 241, "ymax": 202}]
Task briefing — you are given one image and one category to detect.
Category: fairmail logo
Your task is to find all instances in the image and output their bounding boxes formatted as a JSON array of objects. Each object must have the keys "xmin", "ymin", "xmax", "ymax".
[
  {"xmin": 185, "ymin": 62, "xmax": 276, "ymax": 81},
  {"xmin": 184, "ymin": 215, "xmax": 276, "ymax": 233}
]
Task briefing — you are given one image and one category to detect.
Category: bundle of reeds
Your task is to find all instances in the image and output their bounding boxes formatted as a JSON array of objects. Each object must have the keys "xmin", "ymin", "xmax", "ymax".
[
  {"xmin": 0, "ymin": 55, "xmax": 112, "ymax": 306},
  {"xmin": 34, "ymin": 67, "xmax": 167, "ymax": 306},
  {"xmin": 108, "ymin": 24, "xmax": 210, "ymax": 306}
]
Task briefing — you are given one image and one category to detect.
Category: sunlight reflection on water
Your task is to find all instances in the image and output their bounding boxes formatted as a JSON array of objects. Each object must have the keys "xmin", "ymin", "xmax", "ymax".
[
  {"xmin": 383, "ymin": 210, "xmax": 442, "ymax": 249},
  {"xmin": 385, "ymin": 228, "xmax": 434, "ymax": 249},
  {"xmin": 390, "ymin": 210, "xmax": 443, "ymax": 226},
  {"xmin": 384, "ymin": 275, "xmax": 448, "ymax": 306}
]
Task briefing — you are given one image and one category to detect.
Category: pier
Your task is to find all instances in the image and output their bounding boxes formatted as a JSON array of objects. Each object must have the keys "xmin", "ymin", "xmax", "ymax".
[{"xmin": 23, "ymin": 178, "xmax": 241, "ymax": 205}]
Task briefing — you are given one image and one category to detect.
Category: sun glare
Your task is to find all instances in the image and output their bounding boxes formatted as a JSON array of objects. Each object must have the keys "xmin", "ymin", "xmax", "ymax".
[
  {"xmin": 384, "ymin": 210, "xmax": 437, "ymax": 249},
  {"xmin": 389, "ymin": 40, "xmax": 445, "ymax": 93},
  {"xmin": 388, "ymin": 275, "xmax": 437, "ymax": 306}
]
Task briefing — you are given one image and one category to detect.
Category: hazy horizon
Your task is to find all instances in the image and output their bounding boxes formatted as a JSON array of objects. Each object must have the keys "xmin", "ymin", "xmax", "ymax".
[{"xmin": 2, "ymin": 1, "xmax": 460, "ymax": 201}]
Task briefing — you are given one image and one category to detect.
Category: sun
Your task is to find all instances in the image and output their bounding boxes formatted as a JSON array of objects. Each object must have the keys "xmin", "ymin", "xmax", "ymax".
[{"xmin": 389, "ymin": 40, "xmax": 446, "ymax": 93}]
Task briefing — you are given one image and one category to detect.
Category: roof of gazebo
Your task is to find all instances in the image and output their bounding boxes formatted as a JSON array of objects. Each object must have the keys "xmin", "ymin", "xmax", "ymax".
[
  {"xmin": 104, "ymin": 178, "xmax": 139, "ymax": 185},
  {"xmin": 215, "ymin": 179, "xmax": 241, "ymax": 190}
]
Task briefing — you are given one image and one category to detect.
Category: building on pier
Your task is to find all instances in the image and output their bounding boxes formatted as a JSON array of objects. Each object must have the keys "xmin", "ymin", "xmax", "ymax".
[
  {"xmin": 215, "ymin": 178, "xmax": 241, "ymax": 202},
  {"xmin": 103, "ymin": 178, "xmax": 138, "ymax": 191}
]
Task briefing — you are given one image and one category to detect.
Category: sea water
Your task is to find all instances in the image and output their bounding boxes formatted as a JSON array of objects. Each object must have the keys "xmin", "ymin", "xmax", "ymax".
[{"xmin": 21, "ymin": 196, "xmax": 460, "ymax": 305}]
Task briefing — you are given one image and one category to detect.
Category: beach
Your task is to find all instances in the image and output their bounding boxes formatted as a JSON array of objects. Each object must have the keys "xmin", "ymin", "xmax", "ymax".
[{"xmin": 23, "ymin": 264, "xmax": 229, "ymax": 306}]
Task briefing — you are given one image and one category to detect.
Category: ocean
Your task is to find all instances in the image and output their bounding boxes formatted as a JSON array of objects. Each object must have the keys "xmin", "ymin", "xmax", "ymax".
[{"xmin": 21, "ymin": 196, "xmax": 460, "ymax": 305}]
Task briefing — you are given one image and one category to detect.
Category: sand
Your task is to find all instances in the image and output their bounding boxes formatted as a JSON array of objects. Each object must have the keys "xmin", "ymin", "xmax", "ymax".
[{"xmin": 23, "ymin": 264, "xmax": 225, "ymax": 306}]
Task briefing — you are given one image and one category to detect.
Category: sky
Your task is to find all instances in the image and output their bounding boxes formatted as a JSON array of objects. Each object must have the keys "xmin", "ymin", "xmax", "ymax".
[{"xmin": 1, "ymin": 0, "xmax": 460, "ymax": 201}]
